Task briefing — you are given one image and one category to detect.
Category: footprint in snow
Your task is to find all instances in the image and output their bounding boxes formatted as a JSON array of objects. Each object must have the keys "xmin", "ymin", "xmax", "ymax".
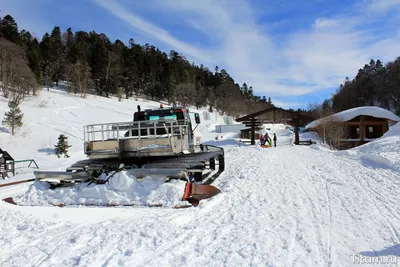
[
  {"xmin": 239, "ymin": 172, "xmax": 247, "ymax": 179},
  {"xmin": 16, "ymin": 224, "xmax": 29, "ymax": 231},
  {"xmin": 124, "ymin": 249, "xmax": 133, "ymax": 256}
]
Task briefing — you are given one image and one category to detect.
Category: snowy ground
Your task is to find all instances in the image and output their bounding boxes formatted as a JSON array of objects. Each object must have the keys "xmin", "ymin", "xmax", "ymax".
[{"xmin": 1, "ymin": 88, "xmax": 400, "ymax": 267}]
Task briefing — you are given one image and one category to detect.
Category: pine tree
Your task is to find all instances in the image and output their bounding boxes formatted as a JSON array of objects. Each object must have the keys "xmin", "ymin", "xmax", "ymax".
[
  {"xmin": 21, "ymin": 30, "xmax": 42, "ymax": 84},
  {"xmin": 54, "ymin": 134, "xmax": 71, "ymax": 158},
  {"xmin": 49, "ymin": 26, "xmax": 65, "ymax": 86},
  {"xmin": 261, "ymin": 96, "xmax": 267, "ymax": 103},
  {"xmin": 40, "ymin": 32, "xmax": 53, "ymax": 90},
  {"xmin": 2, "ymin": 100, "xmax": 23, "ymax": 135},
  {"xmin": 64, "ymin": 27, "xmax": 77, "ymax": 64},
  {"xmin": 0, "ymin": 14, "xmax": 21, "ymax": 44}
]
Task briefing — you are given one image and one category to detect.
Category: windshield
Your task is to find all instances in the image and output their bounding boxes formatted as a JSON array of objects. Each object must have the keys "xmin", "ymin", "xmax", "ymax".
[
  {"xmin": 149, "ymin": 114, "xmax": 177, "ymax": 121},
  {"xmin": 134, "ymin": 109, "xmax": 186, "ymax": 122}
]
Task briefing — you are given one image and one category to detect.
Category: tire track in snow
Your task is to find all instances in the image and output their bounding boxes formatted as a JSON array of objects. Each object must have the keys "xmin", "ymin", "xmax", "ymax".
[
  {"xmin": 339, "ymin": 158, "xmax": 400, "ymax": 244},
  {"xmin": 0, "ymin": 216, "xmax": 94, "ymax": 266},
  {"xmin": 324, "ymin": 181, "xmax": 333, "ymax": 267},
  {"xmin": 276, "ymin": 150, "xmax": 326, "ymax": 266},
  {"xmin": 298, "ymin": 147, "xmax": 399, "ymax": 261},
  {"xmin": 133, "ymin": 228, "xmax": 194, "ymax": 267},
  {"xmin": 134, "ymin": 147, "xmax": 297, "ymax": 266},
  {"xmin": 1, "ymin": 145, "xmax": 400, "ymax": 266},
  {"xmin": 329, "ymin": 151, "xmax": 400, "ymax": 244},
  {"xmin": 301, "ymin": 149, "xmax": 383, "ymax": 254},
  {"xmin": 34, "ymin": 120, "xmax": 84, "ymax": 141},
  {"xmin": 54, "ymin": 106, "xmax": 83, "ymax": 121}
]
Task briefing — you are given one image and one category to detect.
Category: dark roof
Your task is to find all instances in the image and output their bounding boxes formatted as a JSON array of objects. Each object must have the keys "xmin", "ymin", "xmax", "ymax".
[
  {"xmin": 236, "ymin": 106, "xmax": 314, "ymax": 122},
  {"xmin": 0, "ymin": 148, "xmax": 14, "ymax": 161}
]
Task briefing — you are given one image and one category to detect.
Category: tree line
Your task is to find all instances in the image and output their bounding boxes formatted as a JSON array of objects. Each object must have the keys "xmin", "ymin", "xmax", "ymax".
[
  {"xmin": 313, "ymin": 59, "xmax": 400, "ymax": 116},
  {"xmin": 0, "ymin": 14, "xmax": 274, "ymax": 118}
]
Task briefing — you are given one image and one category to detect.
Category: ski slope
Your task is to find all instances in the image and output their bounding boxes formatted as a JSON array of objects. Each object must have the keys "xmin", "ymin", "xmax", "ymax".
[{"xmin": 1, "ymin": 88, "xmax": 399, "ymax": 267}]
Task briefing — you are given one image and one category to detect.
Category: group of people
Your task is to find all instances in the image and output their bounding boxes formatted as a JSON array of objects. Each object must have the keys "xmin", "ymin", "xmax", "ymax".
[{"xmin": 260, "ymin": 132, "xmax": 277, "ymax": 147}]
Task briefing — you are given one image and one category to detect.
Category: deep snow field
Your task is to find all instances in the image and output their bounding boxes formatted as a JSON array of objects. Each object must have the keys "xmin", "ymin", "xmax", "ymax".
[{"xmin": 1, "ymin": 88, "xmax": 399, "ymax": 267}]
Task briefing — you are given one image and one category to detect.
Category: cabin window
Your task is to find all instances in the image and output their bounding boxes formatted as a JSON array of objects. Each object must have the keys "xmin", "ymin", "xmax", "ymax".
[
  {"xmin": 365, "ymin": 125, "xmax": 383, "ymax": 139},
  {"xmin": 348, "ymin": 126, "xmax": 360, "ymax": 139}
]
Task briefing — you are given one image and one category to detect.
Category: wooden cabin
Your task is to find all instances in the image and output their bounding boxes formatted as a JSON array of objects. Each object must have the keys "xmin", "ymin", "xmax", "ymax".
[
  {"xmin": 305, "ymin": 107, "xmax": 399, "ymax": 149},
  {"xmin": 0, "ymin": 148, "xmax": 15, "ymax": 179}
]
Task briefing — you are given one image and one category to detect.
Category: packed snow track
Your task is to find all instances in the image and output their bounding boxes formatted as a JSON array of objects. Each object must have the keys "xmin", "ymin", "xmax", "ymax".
[{"xmin": 1, "ymin": 145, "xmax": 399, "ymax": 267}]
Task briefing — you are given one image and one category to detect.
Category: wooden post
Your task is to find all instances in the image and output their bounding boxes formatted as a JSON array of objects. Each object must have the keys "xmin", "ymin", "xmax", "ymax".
[
  {"xmin": 12, "ymin": 161, "xmax": 15, "ymax": 176},
  {"xmin": 251, "ymin": 117, "xmax": 255, "ymax": 145},
  {"xmin": 382, "ymin": 121, "xmax": 388, "ymax": 135},
  {"xmin": 273, "ymin": 108, "xmax": 276, "ymax": 122},
  {"xmin": 359, "ymin": 115, "xmax": 365, "ymax": 141},
  {"xmin": 294, "ymin": 116, "xmax": 299, "ymax": 145}
]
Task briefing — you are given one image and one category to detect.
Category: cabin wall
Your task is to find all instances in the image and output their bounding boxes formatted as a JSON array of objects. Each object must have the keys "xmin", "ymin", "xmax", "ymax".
[{"xmin": 308, "ymin": 115, "xmax": 390, "ymax": 149}]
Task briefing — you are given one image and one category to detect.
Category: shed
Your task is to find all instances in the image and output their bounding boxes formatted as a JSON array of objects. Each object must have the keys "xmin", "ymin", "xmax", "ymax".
[
  {"xmin": 305, "ymin": 106, "xmax": 399, "ymax": 149},
  {"xmin": 0, "ymin": 148, "xmax": 15, "ymax": 179}
]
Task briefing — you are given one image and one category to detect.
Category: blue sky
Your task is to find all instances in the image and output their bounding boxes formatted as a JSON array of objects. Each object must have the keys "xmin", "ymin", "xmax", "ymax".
[{"xmin": 1, "ymin": 0, "xmax": 400, "ymax": 109}]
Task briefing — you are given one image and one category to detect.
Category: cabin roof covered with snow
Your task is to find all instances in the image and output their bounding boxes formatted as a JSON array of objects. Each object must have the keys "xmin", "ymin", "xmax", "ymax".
[{"xmin": 305, "ymin": 106, "xmax": 400, "ymax": 129}]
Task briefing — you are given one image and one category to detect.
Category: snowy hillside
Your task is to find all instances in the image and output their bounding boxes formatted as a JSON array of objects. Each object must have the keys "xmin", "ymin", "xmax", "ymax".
[
  {"xmin": 1, "ymin": 89, "xmax": 400, "ymax": 267},
  {"xmin": 0, "ymin": 88, "xmax": 232, "ymax": 179}
]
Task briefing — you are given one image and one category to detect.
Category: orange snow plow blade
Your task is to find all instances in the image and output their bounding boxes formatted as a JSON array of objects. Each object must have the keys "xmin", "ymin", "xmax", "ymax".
[{"xmin": 182, "ymin": 182, "xmax": 221, "ymax": 207}]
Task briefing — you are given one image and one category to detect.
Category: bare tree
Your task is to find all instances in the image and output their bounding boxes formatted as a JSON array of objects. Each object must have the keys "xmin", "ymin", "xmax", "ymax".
[
  {"xmin": 71, "ymin": 60, "xmax": 93, "ymax": 98},
  {"xmin": 11, "ymin": 58, "xmax": 38, "ymax": 100},
  {"xmin": 0, "ymin": 38, "xmax": 22, "ymax": 98},
  {"xmin": 116, "ymin": 86, "xmax": 124, "ymax": 101},
  {"xmin": 0, "ymin": 38, "xmax": 38, "ymax": 99},
  {"xmin": 105, "ymin": 51, "xmax": 119, "ymax": 88},
  {"xmin": 323, "ymin": 119, "xmax": 348, "ymax": 149},
  {"xmin": 64, "ymin": 63, "xmax": 75, "ymax": 94},
  {"xmin": 309, "ymin": 102, "xmax": 349, "ymax": 149},
  {"xmin": 175, "ymin": 82, "xmax": 196, "ymax": 106}
]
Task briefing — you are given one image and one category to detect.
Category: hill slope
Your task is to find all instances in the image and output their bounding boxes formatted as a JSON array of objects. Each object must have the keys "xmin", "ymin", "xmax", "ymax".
[{"xmin": 0, "ymin": 89, "xmax": 232, "ymax": 177}]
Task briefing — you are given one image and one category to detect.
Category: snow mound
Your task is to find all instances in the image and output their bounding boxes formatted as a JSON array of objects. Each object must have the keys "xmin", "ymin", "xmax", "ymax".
[
  {"xmin": 202, "ymin": 138, "xmax": 248, "ymax": 147},
  {"xmin": 341, "ymin": 122, "xmax": 400, "ymax": 171},
  {"xmin": 14, "ymin": 171, "xmax": 187, "ymax": 207}
]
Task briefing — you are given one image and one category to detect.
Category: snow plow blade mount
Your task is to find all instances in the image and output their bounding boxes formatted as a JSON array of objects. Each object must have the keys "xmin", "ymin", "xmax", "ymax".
[{"xmin": 182, "ymin": 183, "xmax": 221, "ymax": 207}]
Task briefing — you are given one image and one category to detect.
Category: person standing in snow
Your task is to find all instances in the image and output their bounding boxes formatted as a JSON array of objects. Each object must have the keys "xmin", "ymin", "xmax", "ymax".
[
  {"xmin": 273, "ymin": 133, "xmax": 277, "ymax": 147},
  {"xmin": 260, "ymin": 135, "xmax": 265, "ymax": 145},
  {"xmin": 264, "ymin": 133, "xmax": 271, "ymax": 146}
]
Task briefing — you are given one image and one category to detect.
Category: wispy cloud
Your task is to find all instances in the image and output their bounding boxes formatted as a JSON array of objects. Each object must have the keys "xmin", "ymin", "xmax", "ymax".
[
  {"xmin": 94, "ymin": 0, "xmax": 400, "ymax": 108},
  {"xmin": 93, "ymin": 0, "xmax": 213, "ymax": 64},
  {"xmin": 366, "ymin": 0, "xmax": 400, "ymax": 12}
]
